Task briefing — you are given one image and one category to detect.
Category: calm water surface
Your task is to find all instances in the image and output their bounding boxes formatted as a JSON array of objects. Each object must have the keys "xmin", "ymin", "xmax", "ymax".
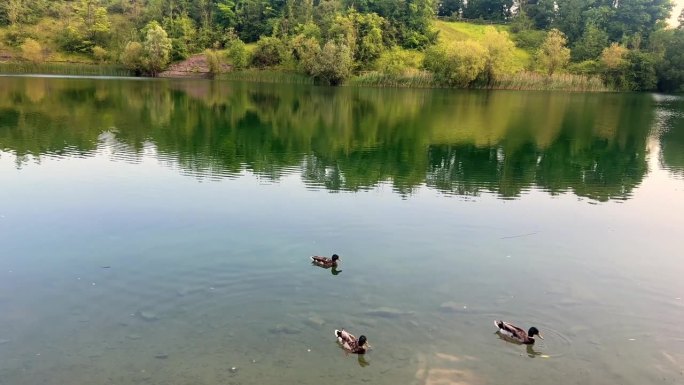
[{"xmin": 1, "ymin": 77, "xmax": 683, "ymax": 385}]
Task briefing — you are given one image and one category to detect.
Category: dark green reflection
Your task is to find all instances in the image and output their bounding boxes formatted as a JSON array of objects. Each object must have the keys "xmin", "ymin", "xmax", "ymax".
[
  {"xmin": 657, "ymin": 96, "xmax": 684, "ymax": 179},
  {"xmin": 0, "ymin": 77, "xmax": 664, "ymax": 201}
]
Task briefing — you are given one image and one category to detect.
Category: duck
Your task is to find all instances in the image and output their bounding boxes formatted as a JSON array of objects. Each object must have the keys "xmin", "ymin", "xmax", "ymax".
[
  {"xmin": 310, "ymin": 254, "xmax": 340, "ymax": 268},
  {"xmin": 334, "ymin": 329, "xmax": 369, "ymax": 354},
  {"xmin": 494, "ymin": 320, "xmax": 543, "ymax": 345}
]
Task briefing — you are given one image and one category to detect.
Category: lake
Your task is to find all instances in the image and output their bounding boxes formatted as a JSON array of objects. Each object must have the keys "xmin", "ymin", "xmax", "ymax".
[{"xmin": 0, "ymin": 76, "xmax": 683, "ymax": 385}]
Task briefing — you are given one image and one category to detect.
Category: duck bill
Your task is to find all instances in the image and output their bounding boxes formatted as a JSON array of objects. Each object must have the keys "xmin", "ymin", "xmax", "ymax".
[{"xmin": 537, "ymin": 334, "xmax": 544, "ymax": 340}]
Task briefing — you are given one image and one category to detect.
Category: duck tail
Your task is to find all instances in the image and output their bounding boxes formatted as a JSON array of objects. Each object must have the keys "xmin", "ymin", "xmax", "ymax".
[
  {"xmin": 494, "ymin": 320, "xmax": 503, "ymax": 329},
  {"xmin": 310, "ymin": 256, "xmax": 315, "ymax": 262}
]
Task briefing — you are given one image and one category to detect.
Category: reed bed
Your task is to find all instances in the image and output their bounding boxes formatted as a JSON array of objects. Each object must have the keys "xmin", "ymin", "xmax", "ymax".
[
  {"xmin": 487, "ymin": 72, "xmax": 610, "ymax": 92},
  {"xmin": 349, "ymin": 70, "xmax": 434, "ymax": 88},
  {"xmin": 0, "ymin": 62, "xmax": 132, "ymax": 76},
  {"xmin": 218, "ymin": 69, "xmax": 314, "ymax": 84}
]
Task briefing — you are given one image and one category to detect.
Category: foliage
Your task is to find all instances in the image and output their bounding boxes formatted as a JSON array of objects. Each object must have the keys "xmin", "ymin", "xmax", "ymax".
[
  {"xmin": 657, "ymin": 29, "xmax": 684, "ymax": 92},
  {"xmin": 121, "ymin": 41, "xmax": 145, "ymax": 74},
  {"xmin": 20, "ymin": 37, "xmax": 43, "ymax": 63},
  {"xmin": 572, "ymin": 25, "xmax": 609, "ymax": 61},
  {"xmin": 92, "ymin": 45, "xmax": 107, "ymax": 62},
  {"xmin": 480, "ymin": 27, "xmax": 517, "ymax": 83},
  {"xmin": 424, "ymin": 41, "xmax": 487, "ymax": 87},
  {"xmin": 536, "ymin": 29, "xmax": 570, "ymax": 76},
  {"xmin": 308, "ymin": 40, "xmax": 353, "ymax": 85},
  {"xmin": 375, "ymin": 47, "xmax": 422, "ymax": 76},
  {"xmin": 463, "ymin": 0, "xmax": 514, "ymax": 21},
  {"xmin": 143, "ymin": 22, "xmax": 172, "ymax": 76},
  {"xmin": 227, "ymin": 38, "xmax": 249, "ymax": 69},
  {"xmin": 251, "ymin": 36, "xmax": 287, "ymax": 68},
  {"xmin": 205, "ymin": 49, "xmax": 221, "ymax": 75}
]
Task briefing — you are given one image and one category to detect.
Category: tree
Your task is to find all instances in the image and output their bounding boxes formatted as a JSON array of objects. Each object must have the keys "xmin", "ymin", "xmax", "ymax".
[
  {"xmin": 537, "ymin": 29, "xmax": 571, "ymax": 76},
  {"xmin": 143, "ymin": 23, "xmax": 172, "ymax": 76},
  {"xmin": 657, "ymin": 29, "xmax": 684, "ymax": 92},
  {"xmin": 20, "ymin": 38, "xmax": 43, "ymax": 63},
  {"xmin": 463, "ymin": 0, "xmax": 514, "ymax": 21},
  {"xmin": 251, "ymin": 36, "xmax": 287, "ymax": 67},
  {"xmin": 1, "ymin": 0, "xmax": 24, "ymax": 26},
  {"xmin": 600, "ymin": 42, "xmax": 629, "ymax": 89},
  {"xmin": 572, "ymin": 25, "xmax": 609, "ymax": 61},
  {"xmin": 227, "ymin": 38, "xmax": 249, "ymax": 69},
  {"xmin": 309, "ymin": 40, "xmax": 353, "ymax": 85},
  {"xmin": 121, "ymin": 41, "xmax": 145, "ymax": 74},
  {"xmin": 524, "ymin": 0, "xmax": 555, "ymax": 29},
  {"xmin": 438, "ymin": 0, "xmax": 464, "ymax": 18},
  {"xmin": 481, "ymin": 27, "xmax": 517, "ymax": 83},
  {"xmin": 423, "ymin": 40, "xmax": 487, "ymax": 87}
]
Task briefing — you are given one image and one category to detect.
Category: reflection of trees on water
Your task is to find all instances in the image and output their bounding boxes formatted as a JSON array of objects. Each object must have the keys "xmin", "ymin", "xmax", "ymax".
[
  {"xmin": 0, "ymin": 77, "xmax": 664, "ymax": 201},
  {"xmin": 657, "ymin": 97, "xmax": 684, "ymax": 179}
]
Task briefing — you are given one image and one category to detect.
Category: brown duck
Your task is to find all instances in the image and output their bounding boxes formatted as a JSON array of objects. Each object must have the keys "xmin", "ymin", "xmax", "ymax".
[
  {"xmin": 310, "ymin": 254, "xmax": 339, "ymax": 268},
  {"xmin": 494, "ymin": 320, "xmax": 543, "ymax": 345}
]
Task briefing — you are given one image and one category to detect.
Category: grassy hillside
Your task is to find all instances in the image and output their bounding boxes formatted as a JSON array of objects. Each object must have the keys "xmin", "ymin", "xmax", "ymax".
[{"xmin": 434, "ymin": 20, "xmax": 532, "ymax": 71}]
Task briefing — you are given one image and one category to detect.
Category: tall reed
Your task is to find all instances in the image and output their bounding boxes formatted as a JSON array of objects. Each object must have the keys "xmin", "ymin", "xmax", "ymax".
[
  {"xmin": 0, "ymin": 62, "xmax": 132, "ymax": 76},
  {"xmin": 487, "ymin": 72, "xmax": 610, "ymax": 92},
  {"xmin": 349, "ymin": 70, "xmax": 434, "ymax": 88}
]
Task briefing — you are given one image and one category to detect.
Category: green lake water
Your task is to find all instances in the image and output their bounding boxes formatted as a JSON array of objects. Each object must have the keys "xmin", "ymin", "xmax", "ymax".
[{"xmin": 0, "ymin": 76, "xmax": 683, "ymax": 385}]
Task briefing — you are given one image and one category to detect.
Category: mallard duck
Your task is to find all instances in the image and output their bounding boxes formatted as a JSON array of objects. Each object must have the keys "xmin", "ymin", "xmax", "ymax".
[
  {"xmin": 494, "ymin": 320, "xmax": 543, "ymax": 345},
  {"xmin": 310, "ymin": 254, "xmax": 339, "ymax": 268},
  {"xmin": 334, "ymin": 329, "xmax": 368, "ymax": 354}
]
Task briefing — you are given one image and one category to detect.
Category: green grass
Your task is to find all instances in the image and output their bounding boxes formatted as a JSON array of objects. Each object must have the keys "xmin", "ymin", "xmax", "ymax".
[
  {"xmin": 489, "ymin": 71, "xmax": 610, "ymax": 92},
  {"xmin": 434, "ymin": 20, "xmax": 532, "ymax": 69},
  {"xmin": 0, "ymin": 62, "xmax": 132, "ymax": 76},
  {"xmin": 349, "ymin": 70, "xmax": 434, "ymax": 88}
]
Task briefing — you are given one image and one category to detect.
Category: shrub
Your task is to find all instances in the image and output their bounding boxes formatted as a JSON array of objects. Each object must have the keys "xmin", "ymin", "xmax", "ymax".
[
  {"xmin": 121, "ymin": 41, "xmax": 145, "ymax": 74},
  {"xmin": 227, "ymin": 38, "xmax": 249, "ymax": 69},
  {"xmin": 251, "ymin": 37, "xmax": 287, "ymax": 68},
  {"xmin": 205, "ymin": 49, "xmax": 220, "ymax": 75},
  {"xmin": 92, "ymin": 46, "xmax": 108, "ymax": 62},
  {"xmin": 424, "ymin": 41, "xmax": 487, "ymax": 87},
  {"xmin": 20, "ymin": 38, "xmax": 43, "ymax": 63}
]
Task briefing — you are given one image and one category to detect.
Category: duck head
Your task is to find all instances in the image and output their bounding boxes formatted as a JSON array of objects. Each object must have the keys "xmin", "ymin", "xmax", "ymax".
[
  {"xmin": 332, "ymin": 254, "xmax": 340, "ymax": 262},
  {"xmin": 528, "ymin": 327, "xmax": 543, "ymax": 340},
  {"xmin": 358, "ymin": 335, "xmax": 367, "ymax": 346}
]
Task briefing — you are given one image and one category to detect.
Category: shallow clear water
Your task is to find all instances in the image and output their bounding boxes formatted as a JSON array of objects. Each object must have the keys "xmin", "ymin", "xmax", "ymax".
[{"xmin": 0, "ymin": 77, "xmax": 683, "ymax": 385}]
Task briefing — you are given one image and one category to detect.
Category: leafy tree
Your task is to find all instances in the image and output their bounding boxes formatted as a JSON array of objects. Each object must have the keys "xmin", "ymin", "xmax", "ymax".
[
  {"xmin": 1, "ymin": 0, "xmax": 24, "ymax": 26},
  {"xmin": 291, "ymin": 33, "xmax": 320, "ymax": 73},
  {"xmin": 625, "ymin": 50, "xmax": 657, "ymax": 91},
  {"xmin": 572, "ymin": 24, "xmax": 609, "ymax": 61},
  {"xmin": 463, "ymin": 0, "xmax": 514, "ymax": 21},
  {"xmin": 227, "ymin": 38, "xmax": 249, "ymax": 69},
  {"xmin": 375, "ymin": 47, "xmax": 420, "ymax": 76},
  {"xmin": 92, "ymin": 45, "xmax": 108, "ymax": 62},
  {"xmin": 251, "ymin": 36, "xmax": 288, "ymax": 67},
  {"xmin": 657, "ymin": 29, "xmax": 684, "ymax": 92},
  {"xmin": 481, "ymin": 27, "xmax": 517, "ymax": 83},
  {"xmin": 600, "ymin": 42, "xmax": 629, "ymax": 89},
  {"xmin": 423, "ymin": 41, "xmax": 487, "ymax": 87},
  {"xmin": 438, "ymin": 0, "xmax": 464, "ymax": 18},
  {"xmin": 143, "ymin": 23, "xmax": 172, "ymax": 75},
  {"xmin": 309, "ymin": 40, "xmax": 352, "ymax": 85},
  {"xmin": 524, "ymin": 0, "xmax": 555, "ymax": 29},
  {"xmin": 537, "ymin": 29, "xmax": 571, "ymax": 76},
  {"xmin": 121, "ymin": 41, "xmax": 145, "ymax": 74},
  {"xmin": 510, "ymin": 8, "xmax": 534, "ymax": 33},
  {"xmin": 20, "ymin": 37, "xmax": 43, "ymax": 63}
]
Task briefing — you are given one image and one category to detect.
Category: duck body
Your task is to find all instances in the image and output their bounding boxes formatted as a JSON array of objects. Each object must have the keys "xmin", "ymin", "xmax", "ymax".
[
  {"xmin": 311, "ymin": 254, "xmax": 339, "ymax": 268},
  {"xmin": 334, "ymin": 329, "xmax": 367, "ymax": 354},
  {"xmin": 494, "ymin": 320, "xmax": 543, "ymax": 345}
]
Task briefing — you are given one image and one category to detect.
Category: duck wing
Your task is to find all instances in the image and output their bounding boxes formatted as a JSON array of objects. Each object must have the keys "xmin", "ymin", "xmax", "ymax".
[{"xmin": 495, "ymin": 320, "xmax": 527, "ymax": 340}]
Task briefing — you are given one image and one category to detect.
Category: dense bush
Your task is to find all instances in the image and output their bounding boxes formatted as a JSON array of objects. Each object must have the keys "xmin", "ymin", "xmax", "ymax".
[{"xmin": 251, "ymin": 37, "xmax": 287, "ymax": 68}]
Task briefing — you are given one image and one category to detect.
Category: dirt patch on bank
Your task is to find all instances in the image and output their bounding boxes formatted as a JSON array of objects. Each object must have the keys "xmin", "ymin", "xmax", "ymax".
[{"xmin": 158, "ymin": 54, "xmax": 230, "ymax": 78}]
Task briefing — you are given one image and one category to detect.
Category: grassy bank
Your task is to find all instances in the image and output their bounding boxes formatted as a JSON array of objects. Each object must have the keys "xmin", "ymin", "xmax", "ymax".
[{"xmin": 0, "ymin": 62, "xmax": 132, "ymax": 76}]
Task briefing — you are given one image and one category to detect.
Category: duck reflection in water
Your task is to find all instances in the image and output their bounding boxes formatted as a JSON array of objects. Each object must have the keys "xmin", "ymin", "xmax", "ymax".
[{"xmin": 357, "ymin": 354, "xmax": 370, "ymax": 367}]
